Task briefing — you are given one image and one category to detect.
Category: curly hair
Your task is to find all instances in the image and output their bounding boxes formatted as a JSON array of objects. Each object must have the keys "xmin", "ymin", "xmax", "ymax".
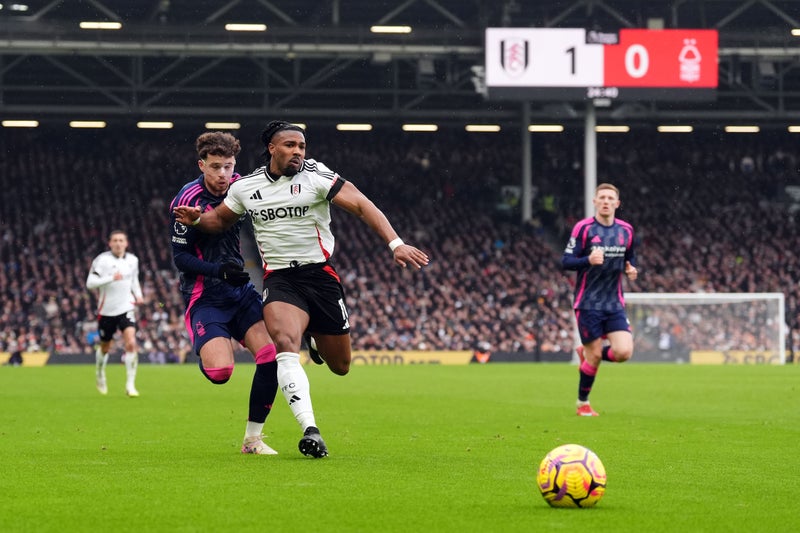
[{"xmin": 196, "ymin": 131, "xmax": 241, "ymax": 160}]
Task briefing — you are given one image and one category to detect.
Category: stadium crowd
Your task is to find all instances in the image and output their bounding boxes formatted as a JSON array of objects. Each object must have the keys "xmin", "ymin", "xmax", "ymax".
[{"xmin": 1, "ymin": 126, "xmax": 798, "ymax": 362}]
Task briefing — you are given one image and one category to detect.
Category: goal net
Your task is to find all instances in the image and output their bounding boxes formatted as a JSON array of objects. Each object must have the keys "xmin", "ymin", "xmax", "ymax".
[{"xmin": 620, "ymin": 293, "xmax": 786, "ymax": 364}]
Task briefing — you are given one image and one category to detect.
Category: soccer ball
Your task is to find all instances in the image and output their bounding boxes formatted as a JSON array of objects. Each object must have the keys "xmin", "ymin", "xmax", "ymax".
[{"xmin": 536, "ymin": 444, "xmax": 607, "ymax": 508}]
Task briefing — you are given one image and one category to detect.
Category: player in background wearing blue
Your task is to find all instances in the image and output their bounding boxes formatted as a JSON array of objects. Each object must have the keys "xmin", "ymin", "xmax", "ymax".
[
  {"xmin": 174, "ymin": 120, "xmax": 430, "ymax": 458},
  {"xmin": 169, "ymin": 131, "xmax": 288, "ymax": 454},
  {"xmin": 562, "ymin": 183, "xmax": 638, "ymax": 416}
]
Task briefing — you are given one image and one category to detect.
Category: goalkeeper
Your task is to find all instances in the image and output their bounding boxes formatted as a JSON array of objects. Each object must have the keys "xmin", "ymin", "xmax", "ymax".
[{"xmin": 562, "ymin": 183, "xmax": 638, "ymax": 416}]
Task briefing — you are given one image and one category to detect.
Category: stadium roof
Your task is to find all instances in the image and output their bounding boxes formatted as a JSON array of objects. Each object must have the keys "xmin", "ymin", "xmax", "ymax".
[{"xmin": 2, "ymin": 0, "xmax": 800, "ymax": 127}]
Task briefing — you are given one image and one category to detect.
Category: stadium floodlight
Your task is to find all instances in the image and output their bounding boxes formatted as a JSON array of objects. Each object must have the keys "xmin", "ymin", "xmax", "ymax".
[
  {"xmin": 2, "ymin": 120, "xmax": 38, "ymax": 127},
  {"xmin": 724, "ymin": 125, "xmax": 760, "ymax": 133},
  {"xmin": 789, "ymin": 126, "xmax": 800, "ymax": 133},
  {"xmin": 595, "ymin": 125, "xmax": 630, "ymax": 133},
  {"xmin": 336, "ymin": 124, "xmax": 372, "ymax": 131},
  {"xmin": 402, "ymin": 124, "xmax": 438, "ymax": 132},
  {"xmin": 371, "ymin": 25, "xmax": 412, "ymax": 34},
  {"xmin": 792, "ymin": 29, "xmax": 800, "ymax": 36},
  {"xmin": 137, "ymin": 121, "xmax": 174, "ymax": 129},
  {"xmin": 70, "ymin": 121, "xmax": 106, "ymax": 128},
  {"xmin": 225, "ymin": 24, "xmax": 267, "ymax": 32},
  {"xmin": 657, "ymin": 125, "xmax": 693, "ymax": 133},
  {"xmin": 465, "ymin": 124, "xmax": 500, "ymax": 132},
  {"xmin": 205, "ymin": 122, "xmax": 241, "ymax": 130},
  {"xmin": 79, "ymin": 21, "xmax": 122, "ymax": 30},
  {"xmin": 528, "ymin": 124, "xmax": 564, "ymax": 132}
]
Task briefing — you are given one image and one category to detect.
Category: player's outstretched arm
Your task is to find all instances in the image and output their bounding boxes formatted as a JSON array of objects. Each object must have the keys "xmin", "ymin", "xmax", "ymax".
[
  {"xmin": 332, "ymin": 181, "xmax": 429, "ymax": 270},
  {"xmin": 173, "ymin": 204, "xmax": 239, "ymax": 233}
]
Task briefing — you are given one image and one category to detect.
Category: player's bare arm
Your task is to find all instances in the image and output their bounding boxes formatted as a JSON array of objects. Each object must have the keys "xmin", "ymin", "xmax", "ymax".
[
  {"xmin": 173, "ymin": 203, "xmax": 239, "ymax": 233},
  {"xmin": 331, "ymin": 181, "xmax": 430, "ymax": 270}
]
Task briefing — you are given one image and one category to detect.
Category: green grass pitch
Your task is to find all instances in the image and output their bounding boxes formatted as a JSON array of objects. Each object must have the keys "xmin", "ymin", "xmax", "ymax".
[{"xmin": 1, "ymin": 363, "xmax": 798, "ymax": 532}]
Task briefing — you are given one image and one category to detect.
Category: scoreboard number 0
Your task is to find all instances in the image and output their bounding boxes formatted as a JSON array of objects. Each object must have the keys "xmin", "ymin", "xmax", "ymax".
[{"xmin": 624, "ymin": 44, "xmax": 649, "ymax": 79}]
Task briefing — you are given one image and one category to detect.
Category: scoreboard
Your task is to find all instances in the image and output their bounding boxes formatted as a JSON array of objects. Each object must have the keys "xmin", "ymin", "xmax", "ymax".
[{"xmin": 485, "ymin": 28, "xmax": 718, "ymax": 101}]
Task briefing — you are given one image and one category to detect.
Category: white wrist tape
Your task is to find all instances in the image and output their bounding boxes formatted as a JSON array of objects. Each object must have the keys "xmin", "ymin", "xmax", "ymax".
[{"xmin": 388, "ymin": 238, "xmax": 404, "ymax": 252}]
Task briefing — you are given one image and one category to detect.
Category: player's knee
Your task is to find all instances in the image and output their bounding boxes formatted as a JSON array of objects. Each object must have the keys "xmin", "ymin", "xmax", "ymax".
[
  {"xmin": 202, "ymin": 365, "xmax": 234, "ymax": 384},
  {"xmin": 584, "ymin": 348, "xmax": 602, "ymax": 366},
  {"xmin": 270, "ymin": 331, "xmax": 299, "ymax": 353},
  {"xmin": 614, "ymin": 348, "xmax": 633, "ymax": 362}
]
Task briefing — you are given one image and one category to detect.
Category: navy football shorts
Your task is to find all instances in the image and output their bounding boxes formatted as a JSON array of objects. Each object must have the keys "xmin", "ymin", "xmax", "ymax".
[
  {"xmin": 186, "ymin": 287, "xmax": 263, "ymax": 354},
  {"xmin": 574, "ymin": 308, "xmax": 631, "ymax": 344}
]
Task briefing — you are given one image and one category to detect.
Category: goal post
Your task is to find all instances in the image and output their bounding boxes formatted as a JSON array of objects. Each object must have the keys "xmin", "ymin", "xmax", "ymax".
[{"xmin": 621, "ymin": 293, "xmax": 786, "ymax": 364}]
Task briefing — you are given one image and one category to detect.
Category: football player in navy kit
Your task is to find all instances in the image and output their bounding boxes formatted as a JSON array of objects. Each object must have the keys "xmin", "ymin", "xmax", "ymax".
[
  {"xmin": 174, "ymin": 121, "xmax": 429, "ymax": 457},
  {"xmin": 562, "ymin": 183, "xmax": 638, "ymax": 416}
]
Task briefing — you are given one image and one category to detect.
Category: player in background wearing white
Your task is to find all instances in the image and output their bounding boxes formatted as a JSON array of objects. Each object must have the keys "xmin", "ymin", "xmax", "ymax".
[
  {"xmin": 86, "ymin": 230, "xmax": 144, "ymax": 397},
  {"xmin": 561, "ymin": 183, "xmax": 638, "ymax": 416},
  {"xmin": 174, "ymin": 120, "xmax": 429, "ymax": 458}
]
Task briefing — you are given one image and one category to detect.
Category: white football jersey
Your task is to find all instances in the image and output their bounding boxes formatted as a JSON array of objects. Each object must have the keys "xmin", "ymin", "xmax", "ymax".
[
  {"xmin": 86, "ymin": 251, "xmax": 143, "ymax": 316},
  {"xmin": 225, "ymin": 158, "xmax": 345, "ymax": 271}
]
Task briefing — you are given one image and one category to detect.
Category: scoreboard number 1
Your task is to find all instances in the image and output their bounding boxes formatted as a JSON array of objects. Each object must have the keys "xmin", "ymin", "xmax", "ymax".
[{"xmin": 566, "ymin": 46, "xmax": 575, "ymax": 74}]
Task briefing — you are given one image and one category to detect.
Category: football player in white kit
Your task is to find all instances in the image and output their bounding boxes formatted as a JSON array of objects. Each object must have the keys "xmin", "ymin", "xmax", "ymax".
[
  {"xmin": 86, "ymin": 230, "xmax": 144, "ymax": 396},
  {"xmin": 174, "ymin": 120, "xmax": 429, "ymax": 457}
]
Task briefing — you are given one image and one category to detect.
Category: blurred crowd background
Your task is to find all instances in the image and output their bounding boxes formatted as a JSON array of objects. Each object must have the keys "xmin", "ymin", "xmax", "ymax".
[{"xmin": 1, "ymin": 126, "xmax": 798, "ymax": 363}]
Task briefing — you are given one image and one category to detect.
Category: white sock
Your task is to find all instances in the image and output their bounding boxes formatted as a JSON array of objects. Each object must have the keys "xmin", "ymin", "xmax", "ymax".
[
  {"xmin": 95, "ymin": 346, "xmax": 108, "ymax": 375},
  {"xmin": 124, "ymin": 352, "xmax": 138, "ymax": 388},
  {"xmin": 245, "ymin": 421, "xmax": 265, "ymax": 439},
  {"xmin": 276, "ymin": 351, "xmax": 317, "ymax": 431}
]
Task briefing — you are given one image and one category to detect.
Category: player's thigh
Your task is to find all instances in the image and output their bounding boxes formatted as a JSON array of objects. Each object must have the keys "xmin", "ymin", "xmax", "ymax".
[
  {"xmin": 582, "ymin": 337, "xmax": 605, "ymax": 364},
  {"xmin": 242, "ymin": 320, "xmax": 272, "ymax": 356},
  {"xmin": 120, "ymin": 326, "xmax": 137, "ymax": 351},
  {"xmin": 263, "ymin": 301, "xmax": 309, "ymax": 352},
  {"xmin": 316, "ymin": 333, "xmax": 352, "ymax": 364},
  {"xmin": 198, "ymin": 337, "xmax": 236, "ymax": 368},
  {"xmin": 233, "ymin": 290, "xmax": 272, "ymax": 354}
]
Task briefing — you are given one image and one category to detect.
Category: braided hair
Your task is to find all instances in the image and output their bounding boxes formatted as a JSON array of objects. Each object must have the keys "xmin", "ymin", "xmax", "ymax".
[{"xmin": 260, "ymin": 120, "xmax": 306, "ymax": 159}]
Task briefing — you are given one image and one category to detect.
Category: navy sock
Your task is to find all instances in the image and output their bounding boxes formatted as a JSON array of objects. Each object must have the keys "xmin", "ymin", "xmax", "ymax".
[
  {"xmin": 249, "ymin": 361, "xmax": 278, "ymax": 424},
  {"xmin": 601, "ymin": 346, "xmax": 614, "ymax": 362},
  {"xmin": 578, "ymin": 369, "xmax": 596, "ymax": 402}
]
